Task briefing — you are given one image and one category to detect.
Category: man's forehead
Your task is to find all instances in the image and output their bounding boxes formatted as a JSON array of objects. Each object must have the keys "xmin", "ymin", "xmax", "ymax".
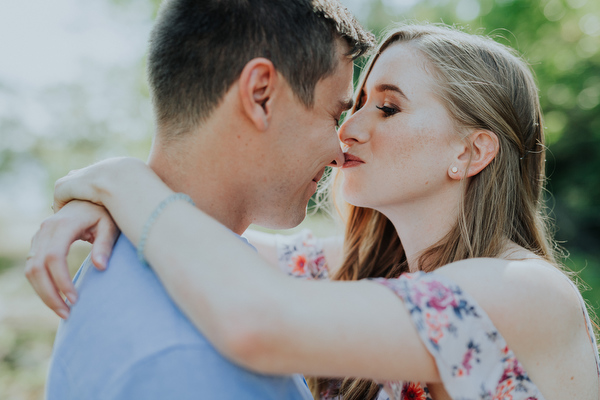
[
  {"xmin": 332, "ymin": 58, "xmax": 355, "ymax": 96},
  {"xmin": 313, "ymin": 55, "xmax": 354, "ymax": 109}
]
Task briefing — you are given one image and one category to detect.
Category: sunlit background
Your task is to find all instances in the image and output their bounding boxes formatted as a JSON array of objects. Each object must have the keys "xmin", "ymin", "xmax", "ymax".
[{"xmin": 1, "ymin": 0, "xmax": 599, "ymax": 398}]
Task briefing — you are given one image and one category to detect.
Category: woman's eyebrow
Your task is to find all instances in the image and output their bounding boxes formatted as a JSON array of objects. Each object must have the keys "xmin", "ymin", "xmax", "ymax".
[{"xmin": 375, "ymin": 83, "xmax": 410, "ymax": 102}]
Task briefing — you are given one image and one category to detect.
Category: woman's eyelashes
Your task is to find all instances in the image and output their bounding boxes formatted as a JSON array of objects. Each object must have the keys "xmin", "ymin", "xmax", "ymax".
[
  {"xmin": 375, "ymin": 104, "xmax": 400, "ymax": 117},
  {"xmin": 355, "ymin": 90, "xmax": 400, "ymax": 117}
]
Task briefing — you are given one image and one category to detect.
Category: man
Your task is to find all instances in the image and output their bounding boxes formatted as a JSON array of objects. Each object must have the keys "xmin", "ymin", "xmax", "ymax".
[{"xmin": 25, "ymin": 0, "xmax": 374, "ymax": 398}]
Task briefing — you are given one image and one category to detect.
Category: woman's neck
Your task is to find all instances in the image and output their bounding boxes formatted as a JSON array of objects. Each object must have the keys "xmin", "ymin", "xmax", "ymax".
[{"xmin": 379, "ymin": 190, "xmax": 462, "ymax": 273}]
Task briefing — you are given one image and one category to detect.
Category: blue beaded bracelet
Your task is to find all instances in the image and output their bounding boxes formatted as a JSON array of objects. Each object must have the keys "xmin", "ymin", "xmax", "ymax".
[{"xmin": 137, "ymin": 193, "xmax": 196, "ymax": 266}]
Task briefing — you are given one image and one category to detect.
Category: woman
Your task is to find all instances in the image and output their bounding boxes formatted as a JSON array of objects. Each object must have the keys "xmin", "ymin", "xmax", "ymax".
[{"xmin": 28, "ymin": 24, "xmax": 599, "ymax": 399}]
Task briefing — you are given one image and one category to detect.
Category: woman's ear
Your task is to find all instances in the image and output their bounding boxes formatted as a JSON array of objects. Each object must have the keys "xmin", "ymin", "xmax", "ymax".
[
  {"xmin": 450, "ymin": 130, "xmax": 499, "ymax": 180},
  {"xmin": 238, "ymin": 58, "xmax": 277, "ymax": 131}
]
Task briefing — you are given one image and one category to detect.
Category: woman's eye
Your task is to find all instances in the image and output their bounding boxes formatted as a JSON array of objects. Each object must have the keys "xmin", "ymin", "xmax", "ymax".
[{"xmin": 376, "ymin": 105, "xmax": 399, "ymax": 117}]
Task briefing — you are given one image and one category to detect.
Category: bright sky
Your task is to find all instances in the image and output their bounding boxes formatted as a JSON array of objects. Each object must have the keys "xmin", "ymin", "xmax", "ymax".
[{"xmin": 0, "ymin": 0, "xmax": 153, "ymax": 90}]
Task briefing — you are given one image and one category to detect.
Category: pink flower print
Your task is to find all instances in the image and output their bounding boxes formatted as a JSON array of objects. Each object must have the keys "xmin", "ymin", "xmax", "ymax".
[
  {"xmin": 461, "ymin": 347, "xmax": 475, "ymax": 375},
  {"xmin": 455, "ymin": 365, "xmax": 470, "ymax": 378},
  {"xmin": 307, "ymin": 255, "xmax": 328, "ymax": 279},
  {"xmin": 314, "ymin": 255, "xmax": 325, "ymax": 267},
  {"xmin": 425, "ymin": 311, "xmax": 449, "ymax": 345},
  {"xmin": 509, "ymin": 357, "xmax": 525, "ymax": 377},
  {"xmin": 493, "ymin": 377, "xmax": 515, "ymax": 400},
  {"xmin": 411, "ymin": 286, "xmax": 428, "ymax": 308},
  {"xmin": 425, "ymin": 280, "xmax": 458, "ymax": 311},
  {"xmin": 499, "ymin": 356, "xmax": 526, "ymax": 383},
  {"xmin": 292, "ymin": 255, "xmax": 307, "ymax": 275}
]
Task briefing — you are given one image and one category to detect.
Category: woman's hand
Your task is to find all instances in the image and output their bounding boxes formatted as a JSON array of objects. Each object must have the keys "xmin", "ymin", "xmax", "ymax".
[
  {"xmin": 53, "ymin": 157, "xmax": 149, "ymax": 211},
  {"xmin": 27, "ymin": 156, "xmax": 172, "ymax": 319},
  {"xmin": 25, "ymin": 200, "xmax": 120, "ymax": 319}
]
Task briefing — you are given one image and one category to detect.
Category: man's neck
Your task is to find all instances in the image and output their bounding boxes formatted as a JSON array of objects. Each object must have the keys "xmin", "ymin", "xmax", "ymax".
[{"xmin": 146, "ymin": 135, "xmax": 251, "ymax": 236}]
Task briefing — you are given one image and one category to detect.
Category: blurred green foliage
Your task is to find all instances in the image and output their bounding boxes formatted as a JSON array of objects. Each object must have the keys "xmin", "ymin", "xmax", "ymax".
[{"xmin": 0, "ymin": 256, "xmax": 14, "ymax": 275}]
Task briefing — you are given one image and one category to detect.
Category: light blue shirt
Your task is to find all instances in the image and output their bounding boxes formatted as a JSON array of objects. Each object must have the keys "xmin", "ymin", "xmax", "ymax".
[{"xmin": 46, "ymin": 234, "xmax": 312, "ymax": 400}]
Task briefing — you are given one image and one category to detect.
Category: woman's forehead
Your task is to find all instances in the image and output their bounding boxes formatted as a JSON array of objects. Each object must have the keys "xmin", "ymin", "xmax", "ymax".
[{"xmin": 364, "ymin": 43, "xmax": 436, "ymax": 96}]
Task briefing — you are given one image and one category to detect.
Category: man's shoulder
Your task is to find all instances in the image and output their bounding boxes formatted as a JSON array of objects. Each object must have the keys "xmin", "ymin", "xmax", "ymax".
[
  {"xmin": 57, "ymin": 233, "xmax": 206, "ymax": 353},
  {"xmin": 48, "ymin": 236, "xmax": 312, "ymax": 400},
  {"xmin": 72, "ymin": 234, "xmax": 175, "ymax": 311},
  {"xmin": 48, "ymin": 234, "xmax": 212, "ymax": 397}
]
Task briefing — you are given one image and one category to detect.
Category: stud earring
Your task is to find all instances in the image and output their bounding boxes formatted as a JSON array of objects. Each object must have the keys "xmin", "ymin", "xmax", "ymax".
[{"xmin": 451, "ymin": 166, "xmax": 458, "ymax": 173}]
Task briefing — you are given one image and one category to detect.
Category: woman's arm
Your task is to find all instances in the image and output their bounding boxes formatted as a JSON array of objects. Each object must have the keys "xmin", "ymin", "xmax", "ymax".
[
  {"xmin": 25, "ymin": 201, "xmax": 119, "ymax": 317},
  {"xmin": 241, "ymin": 229, "xmax": 280, "ymax": 269},
  {"xmin": 31, "ymin": 157, "xmax": 586, "ymax": 385},
  {"xmin": 41, "ymin": 157, "xmax": 438, "ymax": 382}
]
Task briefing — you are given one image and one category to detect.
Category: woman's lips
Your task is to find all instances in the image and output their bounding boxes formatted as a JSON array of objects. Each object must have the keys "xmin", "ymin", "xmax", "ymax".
[{"xmin": 343, "ymin": 153, "xmax": 364, "ymax": 168}]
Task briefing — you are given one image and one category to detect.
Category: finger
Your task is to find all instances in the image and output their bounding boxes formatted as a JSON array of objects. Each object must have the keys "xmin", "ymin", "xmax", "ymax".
[
  {"xmin": 35, "ymin": 215, "xmax": 80, "ymax": 305},
  {"xmin": 54, "ymin": 170, "xmax": 100, "ymax": 211},
  {"xmin": 46, "ymin": 249, "xmax": 78, "ymax": 305},
  {"xmin": 90, "ymin": 220, "xmax": 120, "ymax": 271},
  {"xmin": 53, "ymin": 176, "xmax": 72, "ymax": 211},
  {"xmin": 25, "ymin": 258, "xmax": 70, "ymax": 319}
]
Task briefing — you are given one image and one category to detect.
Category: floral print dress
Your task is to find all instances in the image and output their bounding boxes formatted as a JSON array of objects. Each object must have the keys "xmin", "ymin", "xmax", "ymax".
[{"xmin": 275, "ymin": 230, "xmax": 600, "ymax": 400}]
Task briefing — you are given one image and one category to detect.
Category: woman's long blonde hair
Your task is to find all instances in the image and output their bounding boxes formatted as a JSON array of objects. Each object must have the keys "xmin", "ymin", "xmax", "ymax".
[{"xmin": 310, "ymin": 23, "xmax": 560, "ymax": 400}]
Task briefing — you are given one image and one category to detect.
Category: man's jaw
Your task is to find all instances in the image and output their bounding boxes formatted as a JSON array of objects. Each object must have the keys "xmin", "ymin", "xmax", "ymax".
[{"xmin": 312, "ymin": 168, "xmax": 326, "ymax": 183}]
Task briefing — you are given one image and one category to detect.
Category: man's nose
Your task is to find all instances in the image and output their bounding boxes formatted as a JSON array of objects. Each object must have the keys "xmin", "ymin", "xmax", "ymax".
[{"xmin": 327, "ymin": 141, "xmax": 345, "ymax": 168}]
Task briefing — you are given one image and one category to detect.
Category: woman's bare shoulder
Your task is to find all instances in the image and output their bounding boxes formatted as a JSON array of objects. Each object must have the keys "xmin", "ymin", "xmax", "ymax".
[
  {"xmin": 434, "ymin": 256, "xmax": 581, "ymax": 327},
  {"xmin": 433, "ymin": 255, "xmax": 585, "ymax": 360}
]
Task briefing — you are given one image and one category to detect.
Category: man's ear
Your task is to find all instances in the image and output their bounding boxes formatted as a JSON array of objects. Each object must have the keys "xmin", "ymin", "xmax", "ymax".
[
  {"xmin": 450, "ymin": 130, "xmax": 499, "ymax": 180},
  {"xmin": 238, "ymin": 58, "xmax": 277, "ymax": 131}
]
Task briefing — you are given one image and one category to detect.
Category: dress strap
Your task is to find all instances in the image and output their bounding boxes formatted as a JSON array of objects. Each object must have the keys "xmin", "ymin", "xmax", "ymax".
[{"xmin": 372, "ymin": 272, "xmax": 546, "ymax": 400}]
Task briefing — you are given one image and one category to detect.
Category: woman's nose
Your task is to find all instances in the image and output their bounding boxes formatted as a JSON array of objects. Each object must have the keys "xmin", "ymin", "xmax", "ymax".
[{"xmin": 337, "ymin": 111, "xmax": 370, "ymax": 146}]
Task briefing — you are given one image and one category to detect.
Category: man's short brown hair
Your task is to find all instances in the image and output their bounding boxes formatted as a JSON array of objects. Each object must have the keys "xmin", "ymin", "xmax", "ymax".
[{"xmin": 147, "ymin": 0, "xmax": 375, "ymax": 136}]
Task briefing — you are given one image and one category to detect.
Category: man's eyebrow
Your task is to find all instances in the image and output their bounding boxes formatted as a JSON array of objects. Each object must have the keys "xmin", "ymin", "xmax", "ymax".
[
  {"xmin": 375, "ymin": 83, "xmax": 410, "ymax": 101},
  {"xmin": 339, "ymin": 98, "xmax": 354, "ymax": 112}
]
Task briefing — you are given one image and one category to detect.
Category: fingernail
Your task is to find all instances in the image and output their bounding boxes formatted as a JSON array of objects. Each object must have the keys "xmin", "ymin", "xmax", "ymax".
[
  {"xmin": 66, "ymin": 293, "xmax": 78, "ymax": 304},
  {"xmin": 97, "ymin": 255, "xmax": 109, "ymax": 270},
  {"xmin": 58, "ymin": 309, "xmax": 70, "ymax": 320}
]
